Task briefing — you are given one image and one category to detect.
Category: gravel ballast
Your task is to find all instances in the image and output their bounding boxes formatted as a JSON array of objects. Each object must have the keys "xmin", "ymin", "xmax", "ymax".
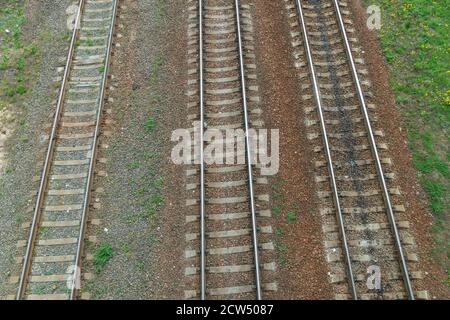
[{"xmin": 0, "ymin": 0, "xmax": 72, "ymax": 298}]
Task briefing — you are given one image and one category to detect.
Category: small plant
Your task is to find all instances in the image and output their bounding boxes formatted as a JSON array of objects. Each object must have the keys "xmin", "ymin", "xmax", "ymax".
[
  {"xmin": 119, "ymin": 241, "xmax": 130, "ymax": 254},
  {"xmin": 24, "ymin": 45, "xmax": 38, "ymax": 56},
  {"xmin": 126, "ymin": 213, "xmax": 137, "ymax": 222},
  {"xmin": 16, "ymin": 56, "xmax": 24, "ymax": 70},
  {"xmin": 15, "ymin": 85, "xmax": 27, "ymax": 95},
  {"xmin": 0, "ymin": 55, "xmax": 10, "ymax": 70},
  {"xmin": 149, "ymin": 56, "xmax": 164, "ymax": 84},
  {"xmin": 93, "ymin": 242, "xmax": 113, "ymax": 273},
  {"xmin": 144, "ymin": 117, "xmax": 155, "ymax": 131},
  {"xmin": 6, "ymin": 88, "xmax": 15, "ymax": 97},
  {"xmin": 153, "ymin": 177, "xmax": 164, "ymax": 190},
  {"xmin": 132, "ymin": 187, "xmax": 147, "ymax": 196},
  {"xmin": 98, "ymin": 64, "xmax": 105, "ymax": 73},
  {"xmin": 144, "ymin": 152, "xmax": 156, "ymax": 161},
  {"xmin": 148, "ymin": 234, "xmax": 157, "ymax": 246},
  {"xmin": 272, "ymin": 206, "xmax": 281, "ymax": 216},
  {"xmin": 128, "ymin": 160, "xmax": 140, "ymax": 170},
  {"xmin": 39, "ymin": 226, "xmax": 48, "ymax": 237},
  {"xmin": 274, "ymin": 240, "xmax": 286, "ymax": 253},
  {"xmin": 275, "ymin": 228, "xmax": 284, "ymax": 237},
  {"xmin": 136, "ymin": 260, "xmax": 145, "ymax": 270},
  {"xmin": 149, "ymin": 193, "xmax": 164, "ymax": 206},
  {"xmin": 287, "ymin": 211, "xmax": 296, "ymax": 221},
  {"xmin": 139, "ymin": 206, "xmax": 156, "ymax": 219}
]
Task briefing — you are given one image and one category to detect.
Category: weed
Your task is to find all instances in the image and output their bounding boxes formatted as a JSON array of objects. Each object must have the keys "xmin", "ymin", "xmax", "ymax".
[
  {"xmin": 93, "ymin": 243, "xmax": 113, "ymax": 273},
  {"xmin": 274, "ymin": 240, "xmax": 286, "ymax": 253},
  {"xmin": 149, "ymin": 194, "xmax": 164, "ymax": 206},
  {"xmin": 153, "ymin": 177, "xmax": 164, "ymax": 190},
  {"xmin": 149, "ymin": 55, "xmax": 164, "ymax": 84},
  {"xmin": 133, "ymin": 187, "xmax": 147, "ymax": 196},
  {"xmin": 15, "ymin": 84, "xmax": 26, "ymax": 94},
  {"xmin": 143, "ymin": 152, "xmax": 156, "ymax": 161},
  {"xmin": 272, "ymin": 206, "xmax": 281, "ymax": 216},
  {"xmin": 144, "ymin": 116, "xmax": 155, "ymax": 131},
  {"xmin": 287, "ymin": 211, "xmax": 296, "ymax": 222},
  {"xmin": 148, "ymin": 234, "xmax": 157, "ymax": 246},
  {"xmin": 119, "ymin": 241, "xmax": 130, "ymax": 254},
  {"xmin": 39, "ymin": 227, "xmax": 48, "ymax": 237},
  {"xmin": 128, "ymin": 160, "xmax": 140, "ymax": 170},
  {"xmin": 16, "ymin": 56, "xmax": 24, "ymax": 70},
  {"xmin": 136, "ymin": 260, "xmax": 145, "ymax": 270},
  {"xmin": 275, "ymin": 228, "xmax": 284, "ymax": 237}
]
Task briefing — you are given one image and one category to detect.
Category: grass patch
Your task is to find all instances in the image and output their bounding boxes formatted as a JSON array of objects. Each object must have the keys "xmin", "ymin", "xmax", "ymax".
[
  {"xmin": 127, "ymin": 160, "xmax": 140, "ymax": 170},
  {"xmin": 153, "ymin": 176, "xmax": 164, "ymax": 190},
  {"xmin": 118, "ymin": 241, "xmax": 130, "ymax": 255},
  {"xmin": 155, "ymin": 0, "xmax": 167, "ymax": 23},
  {"xmin": 144, "ymin": 116, "xmax": 156, "ymax": 132},
  {"xmin": 136, "ymin": 260, "xmax": 145, "ymax": 270},
  {"xmin": 365, "ymin": 0, "xmax": 449, "ymax": 266},
  {"xmin": 286, "ymin": 211, "xmax": 296, "ymax": 222},
  {"xmin": 0, "ymin": 2, "xmax": 38, "ymax": 124},
  {"xmin": 149, "ymin": 193, "xmax": 164, "ymax": 206},
  {"xmin": 149, "ymin": 55, "xmax": 164, "ymax": 84},
  {"xmin": 93, "ymin": 242, "xmax": 113, "ymax": 273},
  {"xmin": 148, "ymin": 234, "xmax": 157, "ymax": 246}
]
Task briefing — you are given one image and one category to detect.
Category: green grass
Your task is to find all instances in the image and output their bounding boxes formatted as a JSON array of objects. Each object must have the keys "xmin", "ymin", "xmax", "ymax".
[
  {"xmin": 149, "ymin": 193, "xmax": 164, "ymax": 206},
  {"xmin": 148, "ymin": 234, "xmax": 157, "ymax": 246},
  {"xmin": 365, "ymin": 0, "xmax": 449, "ymax": 267},
  {"xmin": 155, "ymin": 0, "xmax": 167, "ymax": 23},
  {"xmin": 0, "ymin": 3, "xmax": 36, "ymax": 113},
  {"xmin": 144, "ymin": 116, "xmax": 156, "ymax": 131},
  {"xmin": 149, "ymin": 55, "xmax": 164, "ymax": 84},
  {"xmin": 128, "ymin": 160, "xmax": 140, "ymax": 170},
  {"xmin": 93, "ymin": 243, "xmax": 113, "ymax": 274},
  {"xmin": 135, "ymin": 260, "xmax": 145, "ymax": 270},
  {"xmin": 119, "ymin": 241, "xmax": 130, "ymax": 254},
  {"xmin": 274, "ymin": 240, "xmax": 286, "ymax": 253},
  {"xmin": 153, "ymin": 176, "xmax": 164, "ymax": 190},
  {"xmin": 286, "ymin": 211, "xmax": 296, "ymax": 222}
]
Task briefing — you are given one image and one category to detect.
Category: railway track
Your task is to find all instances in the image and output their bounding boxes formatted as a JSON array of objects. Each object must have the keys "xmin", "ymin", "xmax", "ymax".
[
  {"xmin": 284, "ymin": 0, "xmax": 429, "ymax": 299},
  {"xmin": 184, "ymin": 0, "xmax": 277, "ymax": 300},
  {"xmin": 13, "ymin": 0, "xmax": 118, "ymax": 300}
]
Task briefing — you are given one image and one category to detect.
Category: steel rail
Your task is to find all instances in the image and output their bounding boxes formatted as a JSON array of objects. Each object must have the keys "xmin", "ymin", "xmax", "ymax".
[
  {"xmin": 234, "ymin": 0, "xmax": 262, "ymax": 300},
  {"xmin": 198, "ymin": 0, "xmax": 207, "ymax": 301},
  {"xmin": 198, "ymin": 0, "xmax": 262, "ymax": 299},
  {"xmin": 331, "ymin": 0, "xmax": 414, "ymax": 299},
  {"xmin": 69, "ymin": 0, "xmax": 119, "ymax": 300},
  {"xmin": 295, "ymin": 0, "xmax": 357, "ymax": 299},
  {"xmin": 16, "ymin": 0, "xmax": 86, "ymax": 300}
]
